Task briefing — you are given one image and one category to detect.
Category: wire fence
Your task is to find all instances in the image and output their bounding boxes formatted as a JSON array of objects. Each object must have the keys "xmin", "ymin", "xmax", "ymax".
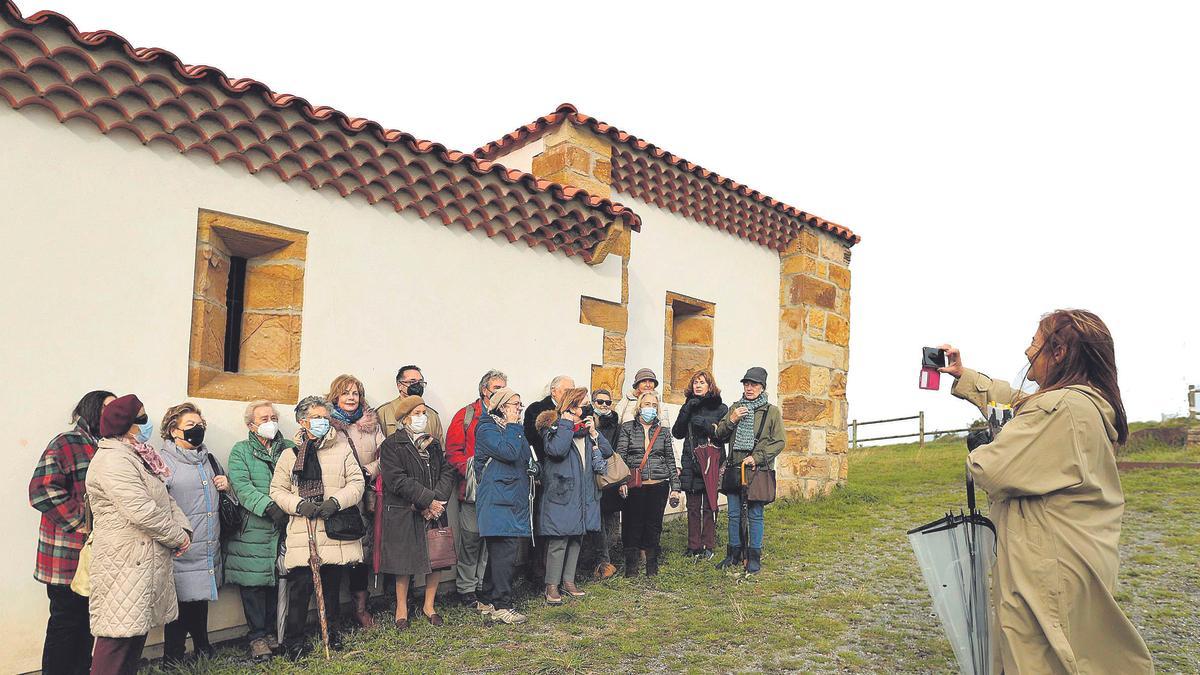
[{"xmin": 850, "ymin": 411, "xmax": 974, "ymax": 448}]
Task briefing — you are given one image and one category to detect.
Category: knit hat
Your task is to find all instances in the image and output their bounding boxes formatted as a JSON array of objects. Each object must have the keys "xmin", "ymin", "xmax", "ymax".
[
  {"xmin": 394, "ymin": 395, "xmax": 425, "ymax": 422},
  {"xmin": 100, "ymin": 394, "xmax": 144, "ymax": 438},
  {"xmin": 740, "ymin": 367, "xmax": 769, "ymax": 386},
  {"xmin": 488, "ymin": 387, "xmax": 519, "ymax": 414},
  {"xmin": 632, "ymin": 368, "xmax": 659, "ymax": 387}
]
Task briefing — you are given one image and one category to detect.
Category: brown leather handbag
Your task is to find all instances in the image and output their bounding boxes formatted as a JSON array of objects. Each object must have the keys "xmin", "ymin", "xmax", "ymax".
[
  {"xmin": 426, "ymin": 516, "xmax": 457, "ymax": 570},
  {"xmin": 743, "ymin": 465, "xmax": 778, "ymax": 504}
]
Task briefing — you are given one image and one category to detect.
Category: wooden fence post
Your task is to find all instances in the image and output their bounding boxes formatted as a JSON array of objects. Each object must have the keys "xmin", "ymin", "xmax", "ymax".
[
  {"xmin": 919, "ymin": 411, "xmax": 925, "ymax": 448},
  {"xmin": 851, "ymin": 419, "xmax": 858, "ymax": 449},
  {"xmin": 1189, "ymin": 385, "xmax": 1196, "ymax": 420}
]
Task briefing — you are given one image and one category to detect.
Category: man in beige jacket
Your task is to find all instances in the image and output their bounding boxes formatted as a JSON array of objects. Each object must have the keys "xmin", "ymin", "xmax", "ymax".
[
  {"xmin": 377, "ymin": 365, "xmax": 444, "ymax": 442},
  {"xmin": 941, "ymin": 313, "xmax": 1153, "ymax": 675}
]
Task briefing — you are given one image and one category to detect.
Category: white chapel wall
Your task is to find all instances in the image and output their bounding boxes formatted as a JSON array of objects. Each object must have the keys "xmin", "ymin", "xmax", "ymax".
[{"xmin": 0, "ymin": 106, "xmax": 622, "ymax": 673}]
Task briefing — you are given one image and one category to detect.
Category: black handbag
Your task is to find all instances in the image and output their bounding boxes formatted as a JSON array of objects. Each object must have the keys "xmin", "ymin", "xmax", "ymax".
[
  {"xmin": 325, "ymin": 431, "xmax": 370, "ymax": 541},
  {"xmin": 325, "ymin": 502, "xmax": 367, "ymax": 541},
  {"xmin": 206, "ymin": 454, "xmax": 244, "ymax": 542}
]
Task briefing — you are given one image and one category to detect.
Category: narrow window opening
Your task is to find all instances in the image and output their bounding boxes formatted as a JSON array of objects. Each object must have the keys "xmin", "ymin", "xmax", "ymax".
[{"xmin": 223, "ymin": 255, "xmax": 247, "ymax": 372}]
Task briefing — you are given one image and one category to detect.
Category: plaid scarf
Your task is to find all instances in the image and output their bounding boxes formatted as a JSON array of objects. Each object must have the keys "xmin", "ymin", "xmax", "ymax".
[
  {"xmin": 292, "ymin": 439, "xmax": 325, "ymax": 500},
  {"xmin": 732, "ymin": 394, "xmax": 769, "ymax": 452}
]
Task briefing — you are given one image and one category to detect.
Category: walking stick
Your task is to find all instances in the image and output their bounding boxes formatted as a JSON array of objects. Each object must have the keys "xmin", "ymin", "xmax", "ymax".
[{"xmin": 306, "ymin": 517, "xmax": 331, "ymax": 660}]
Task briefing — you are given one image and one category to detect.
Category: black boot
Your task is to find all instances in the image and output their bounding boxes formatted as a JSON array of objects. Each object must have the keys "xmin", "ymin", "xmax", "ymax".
[
  {"xmin": 646, "ymin": 549, "xmax": 660, "ymax": 576},
  {"xmin": 746, "ymin": 548, "xmax": 762, "ymax": 574},
  {"xmin": 623, "ymin": 547, "xmax": 640, "ymax": 577},
  {"xmin": 715, "ymin": 544, "xmax": 742, "ymax": 570}
]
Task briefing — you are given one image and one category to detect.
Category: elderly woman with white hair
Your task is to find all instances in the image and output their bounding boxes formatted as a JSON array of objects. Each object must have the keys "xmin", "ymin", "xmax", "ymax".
[
  {"xmin": 225, "ymin": 400, "xmax": 294, "ymax": 661},
  {"xmin": 270, "ymin": 395, "xmax": 365, "ymax": 660}
]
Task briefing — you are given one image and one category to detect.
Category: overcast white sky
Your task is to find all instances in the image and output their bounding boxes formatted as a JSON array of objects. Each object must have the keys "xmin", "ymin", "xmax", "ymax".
[{"xmin": 31, "ymin": 1, "xmax": 1199, "ymax": 435}]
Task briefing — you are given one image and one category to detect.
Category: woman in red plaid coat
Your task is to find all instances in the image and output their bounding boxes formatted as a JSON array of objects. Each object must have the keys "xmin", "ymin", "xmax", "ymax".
[{"xmin": 27, "ymin": 390, "xmax": 114, "ymax": 675}]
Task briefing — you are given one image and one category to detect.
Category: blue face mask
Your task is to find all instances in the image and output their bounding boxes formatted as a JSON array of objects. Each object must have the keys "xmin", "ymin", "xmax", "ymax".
[
  {"xmin": 308, "ymin": 418, "xmax": 331, "ymax": 438},
  {"xmin": 135, "ymin": 421, "xmax": 154, "ymax": 443},
  {"xmin": 639, "ymin": 407, "xmax": 658, "ymax": 424}
]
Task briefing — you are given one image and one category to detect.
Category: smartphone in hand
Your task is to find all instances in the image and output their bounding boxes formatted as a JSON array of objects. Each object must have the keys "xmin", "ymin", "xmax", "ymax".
[{"xmin": 920, "ymin": 347, "xmax": 946, "ymax": 390}]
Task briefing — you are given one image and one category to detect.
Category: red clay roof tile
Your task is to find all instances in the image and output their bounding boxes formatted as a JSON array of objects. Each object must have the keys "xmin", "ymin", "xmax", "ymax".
[
  {"xmin": 476, "ymin": 103, "xmax": 860, "ymax": 248},
  {"xmin": 0, "ymin": 4, "xmax": 640, "ymax": 261}
]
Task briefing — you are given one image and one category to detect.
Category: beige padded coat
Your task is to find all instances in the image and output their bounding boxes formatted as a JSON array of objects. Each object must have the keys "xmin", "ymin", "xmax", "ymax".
[
  {"xmin": 953, "ymin": 369, "xmax": 1154, "ymax": 674},
  {"xmin": 269, "ymin": 430, "xmax": 365, "ymax": 570},
  {"xmin": 85, "ymin": 438, "xmax": 191, "ymax": 638}
]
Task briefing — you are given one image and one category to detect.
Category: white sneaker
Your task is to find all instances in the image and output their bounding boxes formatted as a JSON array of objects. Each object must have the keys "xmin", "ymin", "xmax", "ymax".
[
  {"xmin": 476, "ymin": 601, "xmax": 495, "ymax": 616},
  {"xmin": 490, "ymin": 608, "xmax": 527, "ymax": 624}
]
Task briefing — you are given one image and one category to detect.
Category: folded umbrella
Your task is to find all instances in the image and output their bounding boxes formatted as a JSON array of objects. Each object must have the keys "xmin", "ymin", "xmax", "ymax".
[
  {"xmin": 908, "ymin": 445, "xmax": 996, "ymax": 675},
  {"xmin": 693, "ymin": 443, "xmax": 722, "ymax": 511}
]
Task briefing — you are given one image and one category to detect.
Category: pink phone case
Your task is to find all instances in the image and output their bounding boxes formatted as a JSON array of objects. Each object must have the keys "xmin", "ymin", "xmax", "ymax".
[{"xmin": 919, "ymin": 367, "xmax": 941, "ymax": 390}]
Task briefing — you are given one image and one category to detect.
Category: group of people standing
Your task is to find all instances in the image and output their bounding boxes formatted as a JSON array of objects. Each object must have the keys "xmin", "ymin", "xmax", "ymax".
[{"xmin": 28, "ymin": 363, "xmax": 786, "ymax": 674}]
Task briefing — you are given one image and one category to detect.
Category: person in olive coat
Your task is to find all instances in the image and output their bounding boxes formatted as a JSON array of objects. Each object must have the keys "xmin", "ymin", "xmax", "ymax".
[
  {"xmin": 534, "ymin": 387, "xmax": 612, "ymax": 604},
  {"xmin": 671, "ymin": 370, "xmax": 728, "ymax": 560},
  {"xmin": 225, "ymin": 401, "xmax": 293, "ymax": 661},
  {"xmin": 376, "ymin": 396, "xmax": 455, "ymax": 629}
]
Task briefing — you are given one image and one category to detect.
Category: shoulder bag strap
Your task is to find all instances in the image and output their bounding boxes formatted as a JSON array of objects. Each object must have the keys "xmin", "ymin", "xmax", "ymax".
[
  {"xmin": 641, "ymin": 427, "xmax": 662, "ymax": 472},
  {"xmin": 343, "ymin": 432, "xmax": 365, "ymax": 468}
]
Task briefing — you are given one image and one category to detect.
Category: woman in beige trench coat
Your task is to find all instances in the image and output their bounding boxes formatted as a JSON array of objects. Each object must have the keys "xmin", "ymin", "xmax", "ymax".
[{"xmin": 942, "ymin": 309, "xmax": 1153, "ymax": 674}]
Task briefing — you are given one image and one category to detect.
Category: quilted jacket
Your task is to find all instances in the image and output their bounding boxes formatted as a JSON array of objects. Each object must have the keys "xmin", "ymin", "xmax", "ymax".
[
  {"xmin": 86, "ymin": 438, "xmax": 191, "ymax": 638},
  {"xmin": 269, "ymin": 429, "xmax": 365, "ymax": 570}
]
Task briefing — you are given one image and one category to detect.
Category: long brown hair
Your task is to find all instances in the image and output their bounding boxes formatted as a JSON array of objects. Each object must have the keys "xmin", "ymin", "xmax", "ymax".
[
  {"xmin": 1020, "ymin": 309, "xmax": 1128, "ymax": 444},
  {"xmin": 535, "ymin": 387, "xmax": 589, "ymax": 432},
  {"xmin": 687, "ymin": 369, "xmax": 721, "ymax": 398}
]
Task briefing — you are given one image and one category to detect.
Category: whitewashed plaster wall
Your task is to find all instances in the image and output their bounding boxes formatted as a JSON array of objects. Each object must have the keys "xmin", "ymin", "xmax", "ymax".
[{"xmin": 0, "ymin": 106, "xmax": 622, "ymax": 673}]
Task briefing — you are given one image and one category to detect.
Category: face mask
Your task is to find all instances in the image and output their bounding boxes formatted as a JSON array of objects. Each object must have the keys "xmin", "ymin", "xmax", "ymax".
[
  {"xmin": 181, "ymin": 425, "xmax": 206, "ymax": 446},
  {"xmin": 135, "ymin": 421, "xmax": 154, "ymax": 443},
  {"xmin": 640, "ymin": 407, "xmax": 658, "ymax": 424},
  {"xmin": 256, "ymin": 421, "xmax": 279, "ymax": 439},
  {"xmin": 308, "ymin": 418, "xmax": 330, "ymax": 438},
  {"xmin": 406, "ymin": 382, "xmax": 425, "ymax": 397},
  {"xmin": 407, "ymin": 414, "xmax": 428, "ymax": 433}
]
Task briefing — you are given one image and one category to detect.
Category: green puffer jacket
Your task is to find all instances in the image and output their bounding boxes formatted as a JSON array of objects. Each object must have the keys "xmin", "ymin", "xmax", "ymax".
[{"xmin": 225, "ymin": 432, "xmax": 294, "ymax": 587}]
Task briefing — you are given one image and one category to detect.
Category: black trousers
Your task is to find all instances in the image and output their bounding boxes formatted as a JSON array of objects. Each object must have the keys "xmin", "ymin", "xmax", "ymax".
[
  {"xmin": 238, "ymin": 584, "xmax": 278, "ymax": 642},
  {"xmin": 43, "ymin": 583, "xmax": 93, "ymax": 675},
  {"xmin": 346, "ymin": 562, "xmax": 369, "ymax": 592},
  {"xmin": 622, "ymin": 482, "xmax": 670, "ymax": 550},
  {"xmin": 163, "ymin": 600, "xmax": 211, "ymax": 659},
  {"xmin": 284, "ymin": 564, "xmax": 344, "ymax": 645},
  {"xmin": 480, "ymin": 537, "xmax": 520, "ymax": 610}
]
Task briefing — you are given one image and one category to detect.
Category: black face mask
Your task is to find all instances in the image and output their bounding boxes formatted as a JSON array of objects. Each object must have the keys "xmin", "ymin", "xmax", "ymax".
[
  {"xmin": 181, "ymin": 425, "xmax": 206, "ymax": 446},
  {"xmin": 407, "ymin": 382, "xmax": 425, "ymax": 397}
]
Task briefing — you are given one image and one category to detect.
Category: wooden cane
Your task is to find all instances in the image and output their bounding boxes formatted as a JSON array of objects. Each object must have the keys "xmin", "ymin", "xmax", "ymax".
[{"xmin": 306, "ymin": 517, "xmax": 331, "ymax": 659}]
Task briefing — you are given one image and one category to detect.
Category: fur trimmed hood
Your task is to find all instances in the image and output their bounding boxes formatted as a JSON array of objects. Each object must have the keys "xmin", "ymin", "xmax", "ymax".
[
  {"xmin": 535, "ymin": 409, "xmax": 560, "ymax": 433},
  {"xmin": 331, "ymin": 407, "xmax": 380, "ymax": 435}
]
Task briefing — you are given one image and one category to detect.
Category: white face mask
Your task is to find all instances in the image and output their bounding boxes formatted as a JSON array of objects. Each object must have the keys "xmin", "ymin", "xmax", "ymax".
[
  {"xmin": 407, "ymin": 414, "xmax": 428, "ymax": 433},
  {"xmin": 256, "ymin": 421, "xmax": 279, "ymax": 439}
]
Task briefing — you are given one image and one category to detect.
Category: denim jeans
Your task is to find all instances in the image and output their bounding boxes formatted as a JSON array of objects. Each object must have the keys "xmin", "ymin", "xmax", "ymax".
[{"xmin": 726, "ymin": 493, "xmax": 764, "ymax": 549}]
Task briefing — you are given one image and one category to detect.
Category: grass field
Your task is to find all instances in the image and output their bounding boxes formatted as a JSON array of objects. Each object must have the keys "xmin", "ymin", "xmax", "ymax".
[{"xmin": 157, "ymin": 435, "xmax": 1199, "ymax": 674}]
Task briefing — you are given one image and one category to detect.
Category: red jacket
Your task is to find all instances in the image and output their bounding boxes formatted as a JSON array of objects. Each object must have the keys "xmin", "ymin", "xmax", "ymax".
[{"xmin": 444, "ymin": 399, "xmax": 485, "ymax": 500}]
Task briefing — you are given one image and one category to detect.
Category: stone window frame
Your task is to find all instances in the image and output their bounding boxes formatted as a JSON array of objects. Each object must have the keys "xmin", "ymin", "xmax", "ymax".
[
  {"xmin": 187, "ymin": 209, "xmax": 307, "ymax": 404},
  {"xmin": 662, "ymin": 292, "xmax": 716, "ymax": 405}
]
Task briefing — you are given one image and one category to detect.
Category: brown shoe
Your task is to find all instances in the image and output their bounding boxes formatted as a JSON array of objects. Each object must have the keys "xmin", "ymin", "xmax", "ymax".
[
  {"xmin": 561, "ymin": 582, "xmax": 586, "ymax": 597},
  {"xmin": 248, "ymin": 637, "xmax": 273, "ymax": 661},
  {"xmin": 394, "ymin": 617, "xmax": 410, "ymax": 631},
  {"xmin": 595, "ymin": 562, "xmax": 617, "ymax": 580},
  {"xmin": 544, "ymin": 584, "xmax": 563, "ymax": 605},
  {"xmin": 422, "ymin": 611, "xmax": 444, "ymax": 626},
  {"xmin": 353, "ymin": 590, "xmax": 375, "ymax": 629}
]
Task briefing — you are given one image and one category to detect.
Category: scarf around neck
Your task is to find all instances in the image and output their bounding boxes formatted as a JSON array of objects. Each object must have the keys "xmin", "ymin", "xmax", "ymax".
[
  {"xmin": 733, "ymin": 394, "xmax": 769, "ymax": 452},
  {"xmin": 331, "ymin": 405, "xmax": 363, "ymax": 426},
  {"xmin": 292, "ymin": 439, "xmax": 325, "ymax": 500},
  {"xmin": 132, "ymin": 440, "xmax": 171, "ymax": 478}
]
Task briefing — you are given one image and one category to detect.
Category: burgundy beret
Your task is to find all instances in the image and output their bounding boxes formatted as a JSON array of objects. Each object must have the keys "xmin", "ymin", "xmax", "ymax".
[{"xmin": 99, "ymin": 394, "xmax": 144, "ymax": 437}]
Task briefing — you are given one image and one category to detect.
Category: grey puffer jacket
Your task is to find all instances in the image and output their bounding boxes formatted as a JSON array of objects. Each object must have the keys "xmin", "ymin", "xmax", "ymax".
[
  {"xmin": 615, "ymin": 419, "xmax": 679, "ymax": 492},
  {"xmin": 160, "ymin": 440, "xmax": 224, "ymax": 602}
]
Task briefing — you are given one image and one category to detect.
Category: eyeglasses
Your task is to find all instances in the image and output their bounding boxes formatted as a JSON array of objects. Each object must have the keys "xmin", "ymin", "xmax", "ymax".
[
  {"xmin": 593, "ymin": 400, "xmax": 612, "ymax": 406},
  {"xmin": 399, "ymin": 379, "xmax": 427, "ymax": 386},
  {"xmin": 504, "ymin": 402, "xmax": 525, "ymax": 409}
]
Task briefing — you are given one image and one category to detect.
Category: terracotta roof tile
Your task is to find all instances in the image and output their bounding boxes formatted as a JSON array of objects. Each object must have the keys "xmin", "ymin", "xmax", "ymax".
[
  {"xmin": 476, "ymin": 103, "xmax": 859, "ymax": 248},
  {"xmin": 0, "ymin": 4, "xmax": 640, "ymax": 261}
]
